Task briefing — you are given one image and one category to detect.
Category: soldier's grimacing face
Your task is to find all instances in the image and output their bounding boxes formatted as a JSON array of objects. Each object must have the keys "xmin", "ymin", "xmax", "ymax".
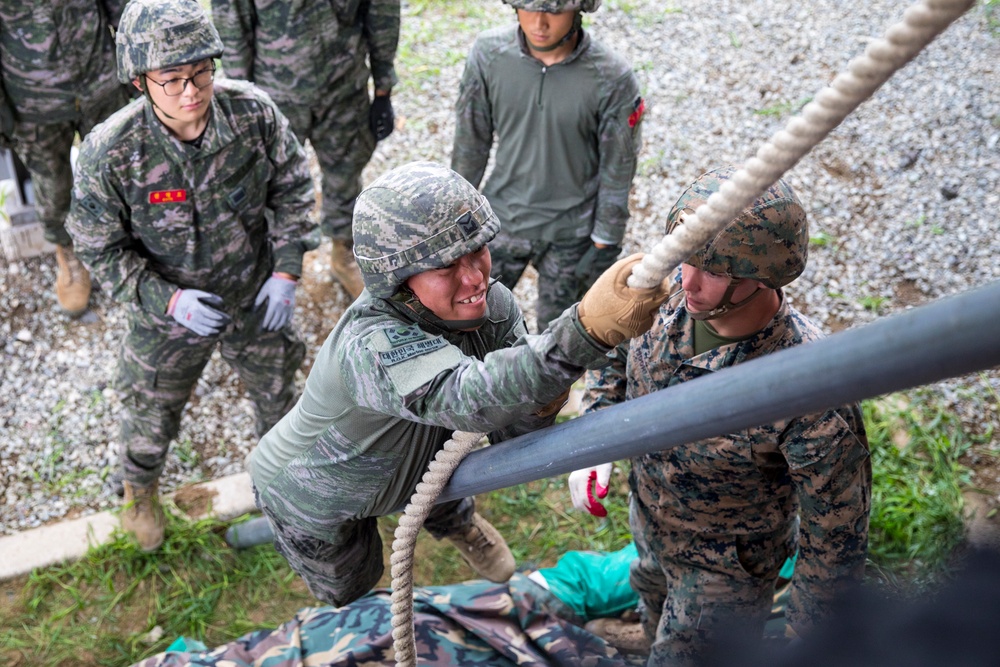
[
  {"xmin": 136, "ymin": 58, "xmax": 215, "ymax": 124},
  {"xmin": 516, "ymin": 9, "xmax": 576, "ymax": 50},
  {"xmin": 406, "ymin": 246, "xmax": 492, "ymax": 326},
  {"xmin": 681, "ymin": 263, "xmax": 759, "ymax": 314}
]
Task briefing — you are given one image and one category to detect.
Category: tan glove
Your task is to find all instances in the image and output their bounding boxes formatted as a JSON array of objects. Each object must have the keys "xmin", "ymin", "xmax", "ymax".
[
  {"xmin": 577, "ymin": 253, "xmax": 671, "ymax": 347},
  {"xmin": 534, "ymin": 386, "xmax": 571, "ymax": 418}
]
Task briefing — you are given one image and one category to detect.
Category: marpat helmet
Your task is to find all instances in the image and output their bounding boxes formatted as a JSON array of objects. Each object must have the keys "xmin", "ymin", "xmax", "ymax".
[
  {"xmin": 116, "ymin": 0, "xmax": 224, "ymax": 83},
  {"xmin": 353, "ymin": 161, "xmax": 500, "ymax": 299},
  {"xmin": 666, "ymin": 166, "xmax": 808, "ymax": 290},
  {"xmin": 501, "ymin": 0, "xmax": 602, "ymax": 12}
]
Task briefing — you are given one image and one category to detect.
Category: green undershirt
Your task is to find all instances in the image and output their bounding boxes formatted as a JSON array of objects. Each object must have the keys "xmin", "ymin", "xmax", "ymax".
[{"xmin": 693, "ymin": 319, "xmax": 754, "ymax": 356}]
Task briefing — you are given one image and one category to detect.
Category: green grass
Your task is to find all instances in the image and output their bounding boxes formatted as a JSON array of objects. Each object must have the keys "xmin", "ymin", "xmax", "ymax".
[
  {"xmin": 864, "ymin": 394, "xmax": 979, "ymax": 586},
  {"xmin": 2, "ymin": 389, "xmax": 982, "ymax": 665}
]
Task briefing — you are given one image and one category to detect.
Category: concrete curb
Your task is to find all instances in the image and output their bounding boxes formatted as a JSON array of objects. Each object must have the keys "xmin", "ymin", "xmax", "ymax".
[{"xmin": 0, "ymin": 472, "xmax": 257, "ymax": 581}]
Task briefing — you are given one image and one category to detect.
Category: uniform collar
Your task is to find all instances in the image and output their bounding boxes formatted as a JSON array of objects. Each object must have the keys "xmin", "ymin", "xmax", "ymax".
[
  {"xmin": 143, "ymin": 94, "xmax": 236, "ymax": 164},
  {"xmin": 515, "ymin": 25, "xmax": 590, "ymax": 66},
  {"xmin": 679, "ymin": 290, "xmax": 790, "ymax": 372}
]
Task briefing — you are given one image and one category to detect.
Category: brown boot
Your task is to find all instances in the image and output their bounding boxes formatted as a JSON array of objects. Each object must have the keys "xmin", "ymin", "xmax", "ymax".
[
  {"xmin": 55, "ymin": 245, "xmax": 91, "ymax": 317},
  {"xmin": 122, "ymin": 480, "xmax": 166, "ymax": 552},
  {"xmin": 446, "ymin": 513, "xmax": 516, "ymax": 583},
  {"xmin": 584, "ymin": 618, "xmax": 651, "ymax": 655},
  {"xmin": 330, "ymin": 239, "xmax": 365, "ymax": 299}
]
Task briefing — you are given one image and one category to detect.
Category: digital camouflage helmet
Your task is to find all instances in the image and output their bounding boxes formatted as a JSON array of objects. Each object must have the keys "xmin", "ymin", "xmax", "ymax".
[
  {"xmin": 667, "ymin": 166, "xmax": 808, "ymax": 319},
  {"xmin": 353, "ymin": 161, "xmax": 500, "ymax": 301},
  {"xmin": 116, "ymin": 0, "xmax": 224, "ymax": 84},
  {"xmin": 501, "ymin": 0, "xmax": 602, "ymax": 11}
]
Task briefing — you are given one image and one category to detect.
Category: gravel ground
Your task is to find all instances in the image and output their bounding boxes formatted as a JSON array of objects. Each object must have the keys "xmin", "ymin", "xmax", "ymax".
[{"xmin": 1, "ymin": 0, "xmax": 998, "ymax": 536}]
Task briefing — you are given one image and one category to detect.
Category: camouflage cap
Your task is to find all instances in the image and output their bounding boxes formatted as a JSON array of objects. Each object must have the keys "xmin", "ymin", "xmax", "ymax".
[
  {"xmin": 502, "ymin": 0, "xmax": 601, "ymax": 12},
  {"xmin": 353, "ymin": 162, "xmax": 500, "ymax": 298},
  {"xmin": 666, "ymin": 166, "xmax": 808, "ymax": 289},
  {"xmin": 116, "ymin": 0, "xmax": 224, "ymax": 83}
]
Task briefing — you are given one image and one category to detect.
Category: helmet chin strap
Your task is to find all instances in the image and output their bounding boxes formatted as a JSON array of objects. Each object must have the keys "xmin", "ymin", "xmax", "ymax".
[
  {"xmin": 687, "ymin": 277, "xmax": 764, "ymax": 321},
  {"xmin": 389, "ymin": 283, "xmax": 493, "ymax": 332},
  {"xmin": 139, "ymin": 76, "xmax": 181, "ymax": 121},
  {"xmin": 520, "ymin": 12, "xmax": 582, "ymax": 52}
]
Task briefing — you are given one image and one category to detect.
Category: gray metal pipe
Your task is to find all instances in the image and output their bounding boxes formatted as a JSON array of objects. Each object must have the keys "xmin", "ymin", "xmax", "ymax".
[{"xmin": 227, "ymin": 280, "xmax": 1000, "ymax": 548}]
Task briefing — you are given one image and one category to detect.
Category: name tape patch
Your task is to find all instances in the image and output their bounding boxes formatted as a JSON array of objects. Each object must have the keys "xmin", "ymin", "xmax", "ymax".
[
  {"xmin": 149, "ymin": 189, "xmax": 187, "ymax": 204},
  {"xmin": 378, "ymin": 337, "xmax": 448, "ymax": 366}
]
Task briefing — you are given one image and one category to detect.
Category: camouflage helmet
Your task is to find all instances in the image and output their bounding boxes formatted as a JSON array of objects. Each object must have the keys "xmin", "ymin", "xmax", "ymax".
[
  {"xmin": 666, "ymin": 166, "xmax": 808, "ymax": 289},
  {"xmin": 353, "ymin": 162, "xmax": 500, "ymax": 299},
  {"xmin": 502, "ymin": 0, "xmax": 602, "ymax": 12},
  {"xmin": 116, "ymin": 0, "xmax": 224, "ymax": 84}
]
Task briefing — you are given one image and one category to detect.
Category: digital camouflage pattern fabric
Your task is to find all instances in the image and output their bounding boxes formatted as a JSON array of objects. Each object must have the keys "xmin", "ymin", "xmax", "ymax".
[
  {"xmin": 583, "ymin": 277, "xmax": 872, "ymax": 666},
  {"xmin": 353, "ymin": 161, "xmax": 500, "ymax": 298},
  {"xmin": 212, "ymin": 0, "xmax": 401, "ymax": 238},
  {"xmin": 0, "ymin": 0, "xmax": 134, "ymax": 244},
  {"xmin": 65, "ymin": 78, "xmax": 316, "ymax": 486},
  {"xmin": 67, "ymin": 78, "xmax": 315, "ymax": 316},
  {"xmin": 128, "ymin": 574, "xmax": 629, "ymax": 667},
  {"xmin": 666, "ymin": 166, "xmax": 809, "ymax": 289},
  {"xmin": 115, "ymin": 0, "xmax": 223, "ymax": 83},
  {"xmin": 249, "ymin": 279, "xmax": 610, "ymax": 604},
  {"xmin": 502, "ymin": 0, "xmax": 603, "ymax": 12}
]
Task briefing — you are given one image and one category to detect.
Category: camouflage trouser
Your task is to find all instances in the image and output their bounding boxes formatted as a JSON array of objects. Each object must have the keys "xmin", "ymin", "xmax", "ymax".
[
  {"xmin": 489, "ymin": 230, "xmax": 617, "ymax": 331},
  {"xmin": 116, "ymin": 304, "xmax": 305, "ymax": 488},
  {"xmin": 258, "ymin": 489, "xmax": 476, "ymax": 608},
  {"xmin": 12, "ymin": 88, "xmax": 133, "ymax": 246},
  {"xmin": 629, "ymin": 493, "xmax": 788, "ymax": 667},
  {"xmin": 276, "ymin": 76, "xmax": 375, "ymax": 242}
]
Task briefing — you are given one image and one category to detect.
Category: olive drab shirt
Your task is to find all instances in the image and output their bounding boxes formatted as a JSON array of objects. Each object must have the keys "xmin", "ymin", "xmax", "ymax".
[
  {"xmin": 249, "ymin": 285, "xmax": 611, "ymax": 543},
  {"xmin": 451, "ymin": 26, "xmax": 643, "ymax": 246},
  {"xmin": 66, "ymin": 79, "xmax": 316, "ymax": 319},
  {"xmin": 583, "ymin": 272, "xmax": 872, "ymax": 631},
  {"xmin": 0, "ymin": 1, "xmax": 129, "ymax": 123}
]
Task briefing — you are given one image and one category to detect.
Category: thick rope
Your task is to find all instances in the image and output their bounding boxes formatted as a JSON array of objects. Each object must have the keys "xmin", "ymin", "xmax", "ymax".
[
  {"xmin": 389, "ymin": 0, "xmax": 975, "ymax": 664},
  {"xmin": 628, "ymin": 0, "xmax": 975, "ymax": 290},
  {"xmin": 390, "ymin": 430, "xmax": 484, "ymax": 667}
]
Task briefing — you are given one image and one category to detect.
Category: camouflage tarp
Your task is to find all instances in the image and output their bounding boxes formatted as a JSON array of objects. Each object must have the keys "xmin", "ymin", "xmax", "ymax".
[{"xmin": 130, "ymin": 573, "xmax": 631, "ymax": 666}]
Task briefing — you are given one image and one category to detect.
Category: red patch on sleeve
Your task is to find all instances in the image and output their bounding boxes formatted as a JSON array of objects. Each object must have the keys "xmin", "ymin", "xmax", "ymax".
[
  {"xmin": 628, "ymin": 97, "xmax": 645, "ymax": 129},
  {"xmin": 149, "ymin": 189, "xmax": 187, "ymax": 204}
]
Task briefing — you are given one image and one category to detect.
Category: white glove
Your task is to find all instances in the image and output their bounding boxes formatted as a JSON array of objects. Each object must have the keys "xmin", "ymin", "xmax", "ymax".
[{"xmin": 568, "ymin": 462, "xmax": 614, "ymax": 517}]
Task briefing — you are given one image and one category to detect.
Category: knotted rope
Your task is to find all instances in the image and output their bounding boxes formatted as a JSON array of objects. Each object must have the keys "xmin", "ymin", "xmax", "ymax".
[{"xmin": 390, "ymin": 1, "xmax": 974, "ymax": 663}]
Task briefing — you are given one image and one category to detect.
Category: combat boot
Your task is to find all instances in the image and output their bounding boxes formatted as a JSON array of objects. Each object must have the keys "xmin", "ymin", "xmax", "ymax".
[
  {"xmin": 330, "ymin": 239, "xmax": 364, "ymax": 299},
  {"xmin": 55, "ymin": 245, "xmax": 91, "ymax": 316},
  {"xmin": 446, "ymin": 513, "xmax": 516, "ymax": 583},
  {"xmin": 122, "ymin": 480, "xmax": 166, "ymax": 552},
  {"xmin": 584, "ymin": 618, "xmax": 651, "ymax": 655}
]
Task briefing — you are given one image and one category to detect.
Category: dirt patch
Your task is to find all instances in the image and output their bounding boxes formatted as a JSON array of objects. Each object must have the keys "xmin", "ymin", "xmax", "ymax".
[
  {"xmin": 892, "ymin": 279, "xmax": 925, "ymax": 308},
  {"xmin": 173, "ymin": 485, "xmax": 218, "ymax": 518}
]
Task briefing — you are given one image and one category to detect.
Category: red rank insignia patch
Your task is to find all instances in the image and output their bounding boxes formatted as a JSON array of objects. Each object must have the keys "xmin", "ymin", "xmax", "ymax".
[
  {"xmin": 628, "ymin": 97, "xmax": 646, "ymax": 128},
  {"xmin": 149, "ymin": 189, "xmax": 187, "ymax": 204}
]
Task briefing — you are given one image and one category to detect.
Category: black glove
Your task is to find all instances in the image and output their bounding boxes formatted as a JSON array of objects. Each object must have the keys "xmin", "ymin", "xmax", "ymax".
[
  {"xmin": 574, "ymin": 244, "xmax": 622, "ymax": 284},
  {"xmin": 369, "ymin": 94, "xmax": 394, "ymax": 142}
]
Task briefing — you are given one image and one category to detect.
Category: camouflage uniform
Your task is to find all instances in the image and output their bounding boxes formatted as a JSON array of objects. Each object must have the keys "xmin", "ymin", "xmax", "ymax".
[
  {"xmin": 130, "ymin": 574, "xmax": 626, "ymax": 666},
  {"xmin": 0, "ymin": 1, "xmax": 134, "ymax": 246},
  {"xmin": 211, "ymin": 0, "xmax": 400, "ymax": 240},
  {"xmin": 582, "ymin": 173, "xmax": 872, "ymax": 666},
  {"xmin": 451, "ymin": 16, "xmax": 643, "ymax": 330},
  {"xmin": 249, "ymin": 161, "xmax": 613, "ymax": 607},
  {"xmin": 66, "ymin": 78, "xmax": 316, "ymax": 487}
]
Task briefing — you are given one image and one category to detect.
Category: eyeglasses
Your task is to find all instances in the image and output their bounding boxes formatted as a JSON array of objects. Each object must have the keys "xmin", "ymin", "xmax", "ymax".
[{"xmin": 145, "ymin": 66, "xmax": 216, "ymax": 97}]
